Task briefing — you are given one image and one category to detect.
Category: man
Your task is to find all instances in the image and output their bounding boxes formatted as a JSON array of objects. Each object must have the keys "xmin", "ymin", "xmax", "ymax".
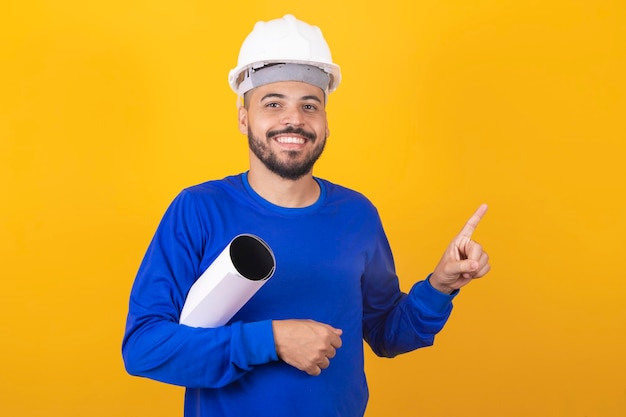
[{"xmin": 122, "ymin": 14, "xmax": 490, "ymax": 417}]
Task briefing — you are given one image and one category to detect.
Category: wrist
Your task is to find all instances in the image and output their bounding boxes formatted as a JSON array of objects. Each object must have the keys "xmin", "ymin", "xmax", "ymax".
[{"xmin": 428, "ymin": 274, "xmax": 455, "ymax": 295}]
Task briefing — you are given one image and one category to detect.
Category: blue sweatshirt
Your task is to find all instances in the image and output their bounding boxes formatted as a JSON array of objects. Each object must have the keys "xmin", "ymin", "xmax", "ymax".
[{"xmin": 122, "ymin": 173, "xmax": 456, "ymax": 416}]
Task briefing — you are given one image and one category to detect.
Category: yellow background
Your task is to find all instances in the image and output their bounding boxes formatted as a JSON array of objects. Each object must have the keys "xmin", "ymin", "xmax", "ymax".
[{"xmin": 1, "ymin": 1, "xmax": 624, "ymax": 416}]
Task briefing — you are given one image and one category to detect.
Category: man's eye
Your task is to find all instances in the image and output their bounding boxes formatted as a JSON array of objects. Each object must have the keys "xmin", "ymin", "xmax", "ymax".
[
  {"xmin": 265, "ymin": 102, "xmax": 280, "ymax": 108},
  {"xmin": 303, "ymin": 104, "xmax": 316, "ymax": 111}
]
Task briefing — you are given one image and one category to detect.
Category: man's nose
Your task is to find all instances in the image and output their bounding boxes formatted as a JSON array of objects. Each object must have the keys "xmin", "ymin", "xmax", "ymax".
[{"xmin": 280, "ymin": 106, "xmax": 304, "ymax": 126}]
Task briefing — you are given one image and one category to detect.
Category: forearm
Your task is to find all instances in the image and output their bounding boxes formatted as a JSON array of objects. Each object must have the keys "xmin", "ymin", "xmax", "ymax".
[
  {"xmin": 122, "ymin": 316, "xmax": 278, "ymax": 388},
  {"xmin": 363, "ymin": 278, "xmax": 455, "ymax": 358}
]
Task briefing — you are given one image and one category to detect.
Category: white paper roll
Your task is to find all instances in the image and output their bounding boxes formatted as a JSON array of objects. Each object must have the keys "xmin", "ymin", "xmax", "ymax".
[{"xmin": 179, "ymin": 234, "xmax": 276, "ymax": 328}]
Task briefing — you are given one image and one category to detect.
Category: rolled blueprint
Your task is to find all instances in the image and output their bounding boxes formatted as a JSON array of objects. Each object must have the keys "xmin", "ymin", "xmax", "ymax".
[{"xmin": 179, "ymin": 234, "xmax": 276, "ymax": 328}]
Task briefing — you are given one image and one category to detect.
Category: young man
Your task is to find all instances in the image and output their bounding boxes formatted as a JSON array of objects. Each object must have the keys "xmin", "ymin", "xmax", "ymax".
[{"xmin": 122, "ymin": 14, "xmax": 490, "ymax": 417}]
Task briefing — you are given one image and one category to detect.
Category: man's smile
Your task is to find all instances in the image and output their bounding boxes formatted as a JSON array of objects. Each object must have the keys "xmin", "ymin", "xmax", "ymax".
[
  {"xmin": 275, "ymin": 136, "xmax": 307, "ymax": 145},
  {"xmin": 268, "ymin": 127, "xmax": 316, "ymax": 142}
]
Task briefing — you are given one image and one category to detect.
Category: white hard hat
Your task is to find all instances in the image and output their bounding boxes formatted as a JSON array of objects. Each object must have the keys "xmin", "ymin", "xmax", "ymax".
[{"xmin": 228, "ymin": 14, "xmax": 341, "ymax": 97}]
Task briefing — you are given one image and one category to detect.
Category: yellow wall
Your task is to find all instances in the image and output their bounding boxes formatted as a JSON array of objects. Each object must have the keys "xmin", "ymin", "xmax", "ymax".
[{"xmin": 2, "ymin": 1, "xmax": 624, "ymax": 416}]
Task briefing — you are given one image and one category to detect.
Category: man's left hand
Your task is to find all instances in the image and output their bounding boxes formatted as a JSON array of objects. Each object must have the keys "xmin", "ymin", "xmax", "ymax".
[{"xmin": 430, "ymin": 204, "xmax": 491, "ymax": 294}]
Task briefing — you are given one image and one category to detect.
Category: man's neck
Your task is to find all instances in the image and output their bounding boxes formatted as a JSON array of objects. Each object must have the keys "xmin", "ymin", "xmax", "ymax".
[{"xmin": 247, "ymin": 166, "xmax": 320, "ymax": 208}]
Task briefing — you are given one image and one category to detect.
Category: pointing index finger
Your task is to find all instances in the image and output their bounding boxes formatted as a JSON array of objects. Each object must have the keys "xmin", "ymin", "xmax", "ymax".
[{"xmin": 458, "ymin": 204, "xmax": 488, "ymax": 239}]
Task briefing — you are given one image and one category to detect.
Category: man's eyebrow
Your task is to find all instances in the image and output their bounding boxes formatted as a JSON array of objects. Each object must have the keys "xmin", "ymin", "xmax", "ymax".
[
  {"xmin": 260, "ymin": 93, "xmax": 322, "ymax": 104},
  {"xmin": 261, "ymin": 93, "xmax": 286, "ymax": 101},
  {"xmin": 301, "ymin": 95, "xmax": 322, "ymax": 104}
]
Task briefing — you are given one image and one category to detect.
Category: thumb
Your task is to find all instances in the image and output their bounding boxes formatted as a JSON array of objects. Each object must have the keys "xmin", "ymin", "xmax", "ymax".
[{"xmin": 447, "ymin": 259, "xmax": 479, "ymax": 276}]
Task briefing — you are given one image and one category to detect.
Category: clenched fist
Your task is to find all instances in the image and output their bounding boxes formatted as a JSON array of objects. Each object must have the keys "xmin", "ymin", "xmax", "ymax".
[{"xmin": 272, "ymin": 319, "xmax": 343, "ymax": 376}]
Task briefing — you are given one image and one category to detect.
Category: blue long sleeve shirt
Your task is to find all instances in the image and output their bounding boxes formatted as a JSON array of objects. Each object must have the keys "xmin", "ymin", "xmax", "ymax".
[{"xmin": 122, "ymin": 173, "xmax": 456, "ymax": 416}]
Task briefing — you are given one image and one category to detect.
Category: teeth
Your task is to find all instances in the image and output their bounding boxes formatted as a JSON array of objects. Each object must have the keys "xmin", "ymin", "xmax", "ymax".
[{"xmin": 276, "ymin": 136, "xmax": 305, "ymax": 144}]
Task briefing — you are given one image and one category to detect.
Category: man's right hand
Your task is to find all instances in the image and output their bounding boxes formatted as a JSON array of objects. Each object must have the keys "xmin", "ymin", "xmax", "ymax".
[{"xmin": 272, "ymin": 319, "xmax": 343, "ymax": 376}]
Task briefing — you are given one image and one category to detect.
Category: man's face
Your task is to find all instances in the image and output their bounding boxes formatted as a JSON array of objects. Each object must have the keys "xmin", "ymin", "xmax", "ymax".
[{"xmin": 238, "ymin": 81, "xmax": 329, "ymax": 181}]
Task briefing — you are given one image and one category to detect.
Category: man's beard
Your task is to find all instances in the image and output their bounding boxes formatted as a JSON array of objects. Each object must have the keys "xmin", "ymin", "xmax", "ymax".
[{"xmin": 248, "ymin": 127, "xmax": 326, "ymax": 181}]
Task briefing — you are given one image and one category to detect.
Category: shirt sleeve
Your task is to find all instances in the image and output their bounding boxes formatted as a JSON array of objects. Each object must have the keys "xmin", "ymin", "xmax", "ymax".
[
  {"xmin": 121, "ymin": 190, "xmax": 278, "ymax": 388},
  {"xmin": 361, "ymin": 216, "xmax": 457, "ymax": 358}
]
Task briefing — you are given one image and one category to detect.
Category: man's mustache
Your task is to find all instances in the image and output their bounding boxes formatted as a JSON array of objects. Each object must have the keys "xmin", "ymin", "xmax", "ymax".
[{"xmin": 267, "ymin": 127, "xmax": 317, "ymax": 141}]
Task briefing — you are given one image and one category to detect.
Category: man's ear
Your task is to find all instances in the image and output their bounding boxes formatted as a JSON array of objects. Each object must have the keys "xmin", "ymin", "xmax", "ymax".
[{"xmin": 238, "ymin": 106, "xmax": 248, "ymax": 135}]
